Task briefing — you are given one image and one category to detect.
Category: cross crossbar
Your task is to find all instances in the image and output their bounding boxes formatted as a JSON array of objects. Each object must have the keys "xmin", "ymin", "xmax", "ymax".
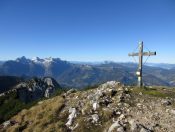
[{"xmin": 128, "ymin": 51, "xmax": 156, "ymax": 57}]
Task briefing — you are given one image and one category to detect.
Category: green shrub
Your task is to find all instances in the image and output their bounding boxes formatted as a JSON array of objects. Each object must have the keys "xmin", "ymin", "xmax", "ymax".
[{"xmin": 0, "ymin": 92, "xmax": 38, "ymax": 124}]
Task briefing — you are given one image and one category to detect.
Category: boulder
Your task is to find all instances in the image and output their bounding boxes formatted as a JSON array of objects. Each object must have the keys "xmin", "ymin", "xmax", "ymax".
[
  {"xmin": 66, "ymin": 89, "xmax": 77, "ymax": 95},
  {"xmin": 108, "ymin": 121, "xmax": 122, "ymax": 132},
  {"xmin": 161, "ymin": 99, "xmax": 172, "ymax": 106},
  {"xmin": 91, "ymin": 114, "xmax": 99, "ymax": 123},
  {"xmin": 93, "ymin": 102, "xmax": 99, "ymax": 111},
  {"xmin": 170, "ymin": 109, "xmax": 175, "ymax": 115},
  {"xmin": 66, "ymin": 108, "xmax": 77, "ymax": 127},
  {"xmin": 129, "ymin": 119, "xmax": 139, "ymax": 131}
]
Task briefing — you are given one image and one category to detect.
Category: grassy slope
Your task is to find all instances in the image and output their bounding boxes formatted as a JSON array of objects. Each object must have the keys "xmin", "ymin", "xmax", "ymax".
[
  {"xmin": 132, "ymin": 86, "xmax": 175, "ymax": 98},
  {"xmin": 0, "ymin": 92, "xmax": 39, "ymax": 124},
  {"xmin": 6, "ymin": 96, "xmax": 66, "ymax": 132},
  {"xmin": 0, "ymin": 89, "xmax": 64, "ymax": 124},
  {"xmin": 131, "ymin": 86, "xmax": 175, "ymax": 108}
]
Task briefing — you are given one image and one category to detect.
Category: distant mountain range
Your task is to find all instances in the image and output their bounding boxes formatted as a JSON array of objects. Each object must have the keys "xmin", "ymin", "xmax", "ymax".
[
  {"xmin": 146, "ymin": 63, "xmax": 175, "ymax": 69},
  {"xmin": 71, "ymin": 61, "xmax": 175, "ymax": 70},
  {"xmin": 0, "ymin": 61, "xmax": 4, "ymax": 65},
  {"xmin": 0, "ymin": 56, "xmax": 175, "ymax": 88}
]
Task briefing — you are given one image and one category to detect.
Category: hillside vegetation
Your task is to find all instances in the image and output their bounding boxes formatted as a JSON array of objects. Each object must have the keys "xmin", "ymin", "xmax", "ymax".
[
  {"xmin": 0, "ymin": 76, "xmax": 23, "ymax": 93},
  {"xmin": 0, "ymin": 88, "xmax": 64, "ymax": 125},
  {"xmin": 1, "ymin": 82, "xmax": 175, "ymax": 132}
]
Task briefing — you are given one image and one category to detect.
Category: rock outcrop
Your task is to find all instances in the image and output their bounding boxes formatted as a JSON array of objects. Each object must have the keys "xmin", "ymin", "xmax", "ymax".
[
  {"xmin": 1, "ymin": 81, "xmax": 175, "ymax": 132},
  {"xmin": 15, "ymin": 77, "xmax": 61, "ymax": 103}
]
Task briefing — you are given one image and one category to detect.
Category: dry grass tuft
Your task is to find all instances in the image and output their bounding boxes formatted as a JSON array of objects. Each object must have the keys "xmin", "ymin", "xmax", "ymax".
[{"xmin": 6, "ymin": 96, "xmax": 65, "ymax": 132}]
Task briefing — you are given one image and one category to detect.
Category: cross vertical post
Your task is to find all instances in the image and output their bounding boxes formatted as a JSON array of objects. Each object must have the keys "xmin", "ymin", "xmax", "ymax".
[
  {"xmin": 128, "ymin": 41, "xmax": 156, "ymax": 87},
  {"xmin": 138, "ymin": 42, "xmax": 143, "ymax": 87}
]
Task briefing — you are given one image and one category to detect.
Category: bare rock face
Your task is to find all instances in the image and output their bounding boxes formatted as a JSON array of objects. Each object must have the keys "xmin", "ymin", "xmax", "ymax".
[
  {"xmin": 16, "ymin": 77, "xmax": 61, "ymax": 103},
  {"xmin": 44, "ymin": 87, "xmax": 55, "ymax": 98},
  {"xmin": 43, "ymin": 77, "xmax": 55, "ymax": 87}
]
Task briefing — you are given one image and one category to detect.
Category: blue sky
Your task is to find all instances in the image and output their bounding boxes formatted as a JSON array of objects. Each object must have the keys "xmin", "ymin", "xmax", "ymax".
[{"xmin": 0, "ymin": 0, "xmax": 175, "ymax": 63}]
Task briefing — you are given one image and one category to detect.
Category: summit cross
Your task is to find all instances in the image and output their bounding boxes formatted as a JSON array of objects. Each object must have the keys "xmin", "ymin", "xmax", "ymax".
[{"xmin": 128, "ymin": 41, "xmax": 156, "ymax": 87}]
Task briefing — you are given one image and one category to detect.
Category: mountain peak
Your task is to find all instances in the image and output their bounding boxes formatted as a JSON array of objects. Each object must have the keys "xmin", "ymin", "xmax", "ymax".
[
  {"xmin": 44, "ymin": 57, "xmax": 53, "ymax": 62},
  {"xmin": 32, "ymin": 57, "xmax": 44, "ymax": 63},
  {"xmin": 16, "ymin": 56, "xmax": 27, "ymax": 60},
  {"xmin": 16, "ymin": 56, "xmax": 30, "ymax": 63},
  {"xmin": 31, "ymin": 57, "xmax": 61, "ymax": 64}
]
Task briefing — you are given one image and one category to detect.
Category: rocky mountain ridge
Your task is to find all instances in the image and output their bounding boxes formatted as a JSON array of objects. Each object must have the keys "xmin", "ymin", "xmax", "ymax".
[
  {"xmin": 1, "ymin": 57, "xmax": 175, "ymax": 88},
  {"xmin": 0, "ymin": 77, "xmax": 63, "ymax": 124},
  {"xmin": 15, "ymin": 77, "xmax": 61, "ymax": 103},
  {"xmin": 0, "ymin": 77, "xmax": 61, "ymax": 102},
  {"xmin": 1, "ymin": 81, "xmax": 175, "ymax": 132}
]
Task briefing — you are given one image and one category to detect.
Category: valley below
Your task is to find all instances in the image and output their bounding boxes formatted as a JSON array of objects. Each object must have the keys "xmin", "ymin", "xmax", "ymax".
[{"xmin": 0, "ymin": 57, "xmax": 175, "ymax": 89}]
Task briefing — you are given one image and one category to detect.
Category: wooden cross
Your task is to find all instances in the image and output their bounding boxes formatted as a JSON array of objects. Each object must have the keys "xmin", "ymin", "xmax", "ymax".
[{"xmin": 128, "ymin": 41, "xmax": 156, "ymax": 87}]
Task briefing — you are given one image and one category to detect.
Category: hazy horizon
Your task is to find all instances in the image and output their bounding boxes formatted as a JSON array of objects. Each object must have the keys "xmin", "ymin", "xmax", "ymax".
[{"xmin": 1, "ymin": 56, "xmax": 175, "ymax": 65}]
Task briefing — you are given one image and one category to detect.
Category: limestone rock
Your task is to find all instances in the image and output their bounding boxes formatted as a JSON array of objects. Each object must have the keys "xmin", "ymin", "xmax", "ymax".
[
  {"xmin": 13, "ymin": 77, "xmax": 61, "ymax": 103},
  {"xmin": 66, "ymin": 89, "xmax": 77, "ymax": 95},
  {"xmin": 161, "ymin": 99, "xmax": 172, "ymax": 106},
  {"xmin": 170, "ymin": 109, "xmax": 175, "ymax": 115},
  {"xmin": 108, "ymin": 121, "xmax": 122, "ymax": 132},
  {"xmin": 91, "ymin": 114, "xmax": 99, "ymax": 123},
  {"xmin": 93, "ymin": 102, "xmax": 99, "ymax": 111},
  {"xmin": 66, "ymin": 108, "xmax": 77, "ymax": 127},
  {"xmin": 44, "ymin": 87, "xmax": 55, "ymax": 98},
  {"xmin": 129, "ymin": 119, "xmax": 139, "ymax": 131}
]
